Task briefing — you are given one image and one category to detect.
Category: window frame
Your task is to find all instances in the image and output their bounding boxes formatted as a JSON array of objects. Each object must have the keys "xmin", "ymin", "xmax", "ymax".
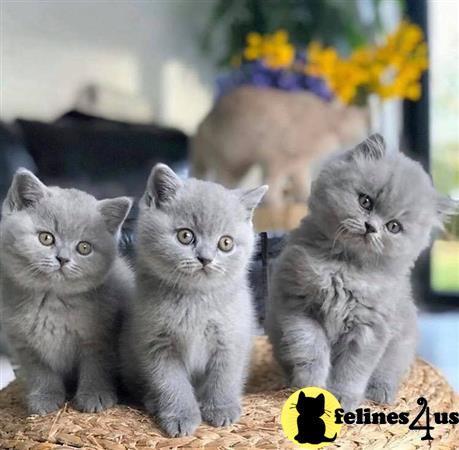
[{"xmin": 404, "ymin": 0, "xmax": 459, "ymax": 309}]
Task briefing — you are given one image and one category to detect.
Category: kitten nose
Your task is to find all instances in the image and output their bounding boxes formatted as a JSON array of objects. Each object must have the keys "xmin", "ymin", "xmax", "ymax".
[
  {"xmin": 197, "ymin": 256, "xmax": 212, "ymax": 267},
  {"xmin": 365, "ymin": 222, "xmax": 377, "ymax": 234},
  {"xmin": 56, "ymin": 256, "xmax": 70, "ymax": 267}
]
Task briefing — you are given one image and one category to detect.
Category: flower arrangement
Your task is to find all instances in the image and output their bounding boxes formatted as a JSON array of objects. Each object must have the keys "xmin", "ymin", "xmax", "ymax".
[
  {"xmin": 218, "ymin": 21, "xmax": 428, "ymax": 106},
  {"xmin": 217, "ymin": 30, "xmax": 333, "ymax": 101}
]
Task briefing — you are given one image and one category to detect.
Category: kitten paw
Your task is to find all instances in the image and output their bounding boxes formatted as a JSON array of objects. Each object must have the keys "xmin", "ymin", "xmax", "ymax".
[
  {"xmin": 330, "ymin": 389, "xmax": 362, "ymax": 411},
  {"xmin": 366, "ymin": 382, "xmax": 396, "ymax": 405},
  {"xmin": 27, "ymin": 391, "xmax": 65, "ymax": 415},
  {"xmin": 73, "ymin": 390, "xmax": 117, "ymax": 413},
  {"xmin": 290, "ymin": 371, "xmax": 326, "ymax": 389},
  {"xmin": 157, "ymin": 411, "xmax": 202, "ymax": 437},
  {"xmin": 201, "ymin": 403, "xmax": 241, "ymax": 427}
]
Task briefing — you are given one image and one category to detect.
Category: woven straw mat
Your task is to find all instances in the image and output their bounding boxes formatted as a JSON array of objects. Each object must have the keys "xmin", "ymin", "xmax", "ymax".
[{"xmin": 0, "ymin": 336, "xmax": 457, "ymax": 449}]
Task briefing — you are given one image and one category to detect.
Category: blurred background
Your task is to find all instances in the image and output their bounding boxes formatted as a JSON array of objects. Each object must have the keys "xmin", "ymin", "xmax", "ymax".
[{"xmin": 0, "ymin": 0, "xmax": 458, "ymax": 390}]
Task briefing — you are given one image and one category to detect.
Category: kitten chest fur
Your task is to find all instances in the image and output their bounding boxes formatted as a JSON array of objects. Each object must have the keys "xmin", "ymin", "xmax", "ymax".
[
  {"xmin": 2, "ymin": 280, "xmax": 101, "ymax": 374},
  {"xmin": 160, "ymin": 292, "xmax": 215, "ymax": 375},
  {"xmin": 284, "ymin": 254, "xmax": 407, "ymax": 350},
  {"xmin": 137, "ymin": 282, "xmax": 252, "ymax": 377}
]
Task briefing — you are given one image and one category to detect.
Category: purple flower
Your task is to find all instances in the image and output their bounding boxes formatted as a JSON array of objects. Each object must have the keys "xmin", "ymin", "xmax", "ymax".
[
  {"xmin": 250, "ymin": 71, "xmax": 273, "ymax": 87},
  {"xmin": 303, "ymin": 76, "xmax": 334, "ymax": 101},
  {"xmin": 215, "ymin": 51, "xmax": 335, "ymax": 102},
  {"xmin": 276, "ymin": 71, "xmax": 301, "ymax": 90}
]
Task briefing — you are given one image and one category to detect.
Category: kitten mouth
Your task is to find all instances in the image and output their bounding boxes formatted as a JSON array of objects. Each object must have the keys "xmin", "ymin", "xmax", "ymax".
[
  {"xmin": 53, "ymin": 267, "xmax": 69, "ymax": 279},
  {"xmin": 178, "ymin": 264, "xmax": 222, "ymax": 278},
  {"xmin": 197, "ymin": 266, "xmax": 218, "ymax": 277},
  {"xmin": 363, "ymin": 233, "xmax": 384, "ymax": 254},
  {"xmin": 178, "ymin": 266, "xmax": 210, "ymax": 277},
  {"xmin": 196, "ymin": 267, "xmax": 212, "ymax": 277},
  {"xmin": 337, "ymin": 231, "xmax": 383, "ymax": 254}
]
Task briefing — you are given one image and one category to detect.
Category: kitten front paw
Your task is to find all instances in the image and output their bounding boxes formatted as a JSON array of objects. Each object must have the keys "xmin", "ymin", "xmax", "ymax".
[
  {"xmin": 157, "ymin": 410, "xmax": 202, "ymax": 437},
  {"xmin": 201, "ymin": 403, "xmax": 241, "ymax": 427},
  {"xmin": 73, "ymin": 389, "xmax": 117, "ymax": 413},
  {"xmin": 290, "ymin": 366, "xmax": 327, "ymax": 389},
  {"xmin": 366, "ymin": 381, "xmax": 397, "ymax": 405},
  {"xmin": 27, "ymin": 391, "xmax": 65, "ymax": 415},
  {"xmin": 329, "ymin": 388, "xmax": 362, "ymax": 411}
]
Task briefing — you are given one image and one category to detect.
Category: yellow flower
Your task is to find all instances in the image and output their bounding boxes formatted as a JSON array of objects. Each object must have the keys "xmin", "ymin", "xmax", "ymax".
[
  {"xmin": 244, "ymin": 46, "xmax": 260, "ymax": 61},
  {"xmin": 337, "ymin": 84, "xmax": 357, "ymax": 103},
  {"xmin": 240, "ymin": 20, "xmax": 428, "ymax": 103},
  {"xmin": 265, "ymin": 43, "xmax": 295, "ymax": 69},
  {"xmin": 405, "ymin": 83, "xmax": 421, "ymax": 101},
  {"xmin": 242, "ymin": 30, "xmax": 295, "ymax": 69},
  {"xmin": 350, "ymin": 47, "xmax": 373, "ymax": 66},
  {"xmin": 272, "ymin": 29, "xmax": 289, "ymax": 44},
  {"xmin": 247, "ymin": 32, "xmax": 262, "ymax": 47},
  {"xmin": 305, "ymin": 42, "xmax": 365, "ymax": 103}
]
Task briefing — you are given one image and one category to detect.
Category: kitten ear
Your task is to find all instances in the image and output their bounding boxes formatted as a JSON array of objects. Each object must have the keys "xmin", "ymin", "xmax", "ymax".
[
  {"xmin": 3, "ymin": 168, "xmax": 47, "ymax": 211},
  {"xmin": 352, "ymin": 133, "xmax": 386, "ymax": 160},
  {"xmin": 98, "ymin": 197, "xmax": 132, "ymax": 234},
  {"xmin": 436, "ymin": 195, "xmax": 459, "ymax": 226},
  {"xmin": 298, "ymin": 391, "xmax": 306, "ymax": 400},
  {"xmin": 238, "ymin": 185, "xmax": 268, "ymax": 220},
  {"xmin": 144, "ymin": 163, "xmax": 182, "ymax": 207}
]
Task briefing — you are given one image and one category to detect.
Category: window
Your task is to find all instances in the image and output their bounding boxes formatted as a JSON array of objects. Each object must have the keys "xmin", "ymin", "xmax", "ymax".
[{"xmin": 429, "ymin": 0, "xmax": 459, "ymax": 295}]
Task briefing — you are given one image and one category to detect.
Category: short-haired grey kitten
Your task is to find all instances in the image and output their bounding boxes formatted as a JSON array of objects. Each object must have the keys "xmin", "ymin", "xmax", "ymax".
[
  {"xmin": 121, "ymin": 164, "xmax": 267, "ymax": 437},
  {"xmin": 0, "ymin": 169, "xmax": 133, "ymax": 415},
  {"xmin": 266, "ymin": 134, "xmax": 457, "ymax": 411}
]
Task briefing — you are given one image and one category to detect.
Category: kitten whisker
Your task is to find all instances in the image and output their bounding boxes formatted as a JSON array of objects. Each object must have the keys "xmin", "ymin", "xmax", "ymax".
[
  {"xmin": 209, "ymin": 264, "xmax": 226, "ymax": 275},
  {"xmin": 342, "ymin": 217, "xmax": 365, "ymax": 233},
  {"xmin": 159, "ymin": 266, "xmax": 182, "ymax": 290},
  {"xmin": 368, "ymin": 234, "xmax": 384, "ymax": 254},
  {"xmin": 170, "ymin": 271, "xmax": 185, "ymax": 291},
  {"xmin": 332, "ymin": 223, "xmax": 347, "ymax": 251}
]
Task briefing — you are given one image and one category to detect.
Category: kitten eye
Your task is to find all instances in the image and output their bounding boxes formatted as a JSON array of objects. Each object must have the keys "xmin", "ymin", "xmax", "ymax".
[
  {"xmin": 77, "ymin": 241, "xmax": 92, "ymax": 255},
  {"xmin": 359, "ymin": 193, "xmax": 373, "ymax": 211},
  {"xmin": 386, "ymin": 220, "xmax": 402, "ymax": 234},
  {"xmin": 218, "ymin": 236, "xmax": 234, "ymax": 252},
  {"xmin": 177, "ymin": 228, "xmax": 194, "ymax": 245},
  {"xmin": 38, "ymin": 232, "xmax": 55, "ymax": 246}
]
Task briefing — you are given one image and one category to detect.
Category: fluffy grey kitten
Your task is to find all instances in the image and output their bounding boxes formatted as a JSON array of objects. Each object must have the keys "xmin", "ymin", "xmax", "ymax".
[
  {"xmin": 0, "ymin": 169, "xmax": 133, "ymax": 415},
  {"xmin": 121, "ymin": 164, "xmax": 267, "ymax": 437},
  {"xmin": 266, "ymin": 134, "xmax": 457, "ymax": 411}
]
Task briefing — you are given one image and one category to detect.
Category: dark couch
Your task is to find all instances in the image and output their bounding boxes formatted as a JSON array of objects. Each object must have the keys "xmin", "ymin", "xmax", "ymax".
[{"xmin": 1, "ymin": 111, "xmax": 189, "ymax": 201}]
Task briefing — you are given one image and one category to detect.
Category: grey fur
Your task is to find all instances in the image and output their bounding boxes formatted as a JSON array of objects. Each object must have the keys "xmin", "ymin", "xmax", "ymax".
[
  {"xmin": 266, "ymin": 134, "xmax": 458, "ymax": 411},
  {"xmin": 121, "ymin": 164, "xmax": 267, "ymax": 437},
  {"xmin": 0, "ymin": 169, "xmax": 133, "ymax": 415}
]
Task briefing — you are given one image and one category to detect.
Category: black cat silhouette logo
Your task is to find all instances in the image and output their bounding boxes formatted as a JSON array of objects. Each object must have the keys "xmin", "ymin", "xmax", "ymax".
[
  {"xmin": 294, "ymin": 392, "xmax": 337, "ymax": 444},
  {"xmin": 281, "ymin": 387, "xmax": 343, "ymax": 448}
]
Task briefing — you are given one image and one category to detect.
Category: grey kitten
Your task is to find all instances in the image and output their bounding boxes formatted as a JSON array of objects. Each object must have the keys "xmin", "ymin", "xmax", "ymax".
[
  {"xmin": 266, "ymin": 134, "xmax": 457, "ymax": 411},
  {"xmin": 0, "ymin": 169, "xmax": 133, "ymax": 415},
  {"xmin": 121, "ymin": 164, "xmax": 267, "ymax": 437}
]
